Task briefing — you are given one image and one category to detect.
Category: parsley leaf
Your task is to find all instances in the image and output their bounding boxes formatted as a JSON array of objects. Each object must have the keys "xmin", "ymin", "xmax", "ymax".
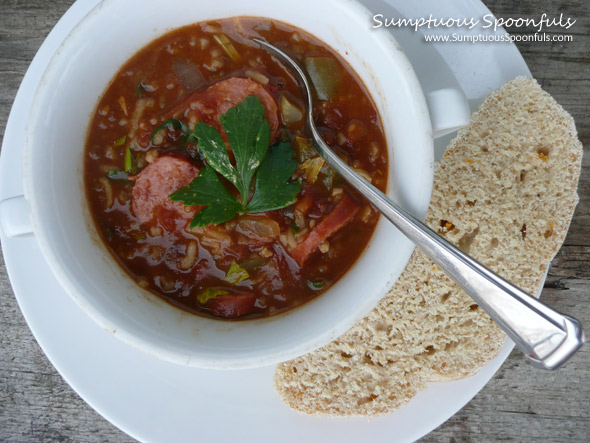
[
  {"xmin": 170, "ymin": 96, "xmax": 300, "ymax": 227},
  {"xmin": 246, "ymin": 142, "xmax": 300, "ymax": 213},
  {"xmin": 170, "ymin": 167, "xmax": 242, "ymax": 227},
  {"xmin": 193, "ymin": 122, "xmax": 239, "ymax": 188},
  {"xmin": 308, "ymin": 279, "xmax": 326, "ymax": 289},
  {"xmin": 221, "ymin": 96, "xmax": 270, "ymax": 205}
]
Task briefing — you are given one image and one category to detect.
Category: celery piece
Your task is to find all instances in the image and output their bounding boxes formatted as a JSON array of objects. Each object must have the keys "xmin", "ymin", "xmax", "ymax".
[
  {"xmin": 226, "ymin": 261, "xmax": 249, "ymax": 285},
  {"xmin": 113, "ymin": 135, "xmax": 126, "ymax": 146},
  {"xmin": 197, "ymin": 288, "xmax": 230, "ymax": 305},
  {"xmin": 213, "ymin": 33, "xmax": 240, "ymax": 62},
  {"xmin": 124, "ymin": 146, "xmax": 134, "ymax": 172}
]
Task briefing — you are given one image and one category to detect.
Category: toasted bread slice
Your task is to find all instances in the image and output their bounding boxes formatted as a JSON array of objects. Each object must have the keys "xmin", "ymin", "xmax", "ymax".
[{"xmin": 274, "ymin": 77, "xmax": 583, "ymax": 416}]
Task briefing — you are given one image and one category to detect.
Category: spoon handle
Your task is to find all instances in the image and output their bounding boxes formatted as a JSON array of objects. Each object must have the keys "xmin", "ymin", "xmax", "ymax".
[
  {"xmin": 253, "ymin": 38, "xmax": 584, "ymax": 369},
  {"xmin": 312, "ymin": 131, "xmax": 584, "ymax": 369}
]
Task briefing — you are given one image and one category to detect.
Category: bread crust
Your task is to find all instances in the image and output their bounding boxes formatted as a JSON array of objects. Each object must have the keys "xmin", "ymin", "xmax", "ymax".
[{"xmin": 274, "ymin": 77, "xmax": 583, "ymax": 417}]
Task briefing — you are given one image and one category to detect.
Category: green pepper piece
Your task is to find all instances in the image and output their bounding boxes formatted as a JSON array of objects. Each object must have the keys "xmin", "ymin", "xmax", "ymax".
[
  {"xmin": 293, "ymin": 136, "xmax": 317, "ymax": 163},
  {"xmin": 304, "ymin": 56, "xmax": 341, "ymax": 100}
]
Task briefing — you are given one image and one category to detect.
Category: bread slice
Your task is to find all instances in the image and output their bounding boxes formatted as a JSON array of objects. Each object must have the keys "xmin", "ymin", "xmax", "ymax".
[{"xmin": 274, "ymin": 77, "xmax": 583, "ymax": 416}]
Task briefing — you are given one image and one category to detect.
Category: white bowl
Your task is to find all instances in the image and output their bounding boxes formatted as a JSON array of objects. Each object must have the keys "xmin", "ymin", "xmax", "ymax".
[{"xmin": 23, "ymin": 0, "xmax": 433, "ymax": 368}]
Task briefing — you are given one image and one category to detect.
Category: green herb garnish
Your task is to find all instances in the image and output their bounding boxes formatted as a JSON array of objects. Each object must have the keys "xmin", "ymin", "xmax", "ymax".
[
  {"xmin": 113, "ymin": 135, "xmax": 127, "ymax": 146},
  {"xmin": 197, "ymin": 288, "xmax": 229, "ymax": 304},
  {"xmin": 170, "ymin": 167, "xmax": 243, "ymax": 225},
  {"xmin": 226, "ymin": 261, "xmax": 249, "ymax": 285},
  {"xmin": 106, "ymin": 170, "xmax": 129, "ymax": 180},
  {"xmin": 245, "ymin": 141, "xmax": 301, "ymax": 213},
  {"xmin": 137, "ymin": 81, "xmax": 145, "ymax": 98},
  {"xmin": 124, "ymin": 146, "xmax": 134, "ymax": 172},
  {"xmin": 308, "ymin": 279, "xmax": 326, "ymax": 290},
  {"xmin": 151, "ymin": 118, "xmax": 189, "ymax": 144},
  {"xmin": 170, "ymin": 96, "xmax": 301, "ymax": 227}
]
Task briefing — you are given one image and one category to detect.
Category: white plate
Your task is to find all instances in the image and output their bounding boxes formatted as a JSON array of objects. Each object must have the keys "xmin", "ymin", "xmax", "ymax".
[{"xmin": 0, "ymin": 0, "xmax": 530, "ymax": 441}]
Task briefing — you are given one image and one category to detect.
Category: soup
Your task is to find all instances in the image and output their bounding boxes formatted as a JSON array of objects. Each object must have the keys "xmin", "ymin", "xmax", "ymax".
[{"xmin": 84, "ymin": 18, "xmax": 387, "ymax": 320}]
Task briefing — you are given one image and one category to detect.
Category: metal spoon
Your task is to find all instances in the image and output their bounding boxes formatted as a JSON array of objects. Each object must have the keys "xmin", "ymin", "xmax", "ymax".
[{"xmin": 253, "ymin": 38, "xmax": 584, "ymax": 370}]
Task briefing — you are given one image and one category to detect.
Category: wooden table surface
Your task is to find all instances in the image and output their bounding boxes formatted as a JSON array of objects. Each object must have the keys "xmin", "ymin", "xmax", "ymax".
[{"xmin": 1, "ymin": 0, "xmax": 588, "ymax": 441}]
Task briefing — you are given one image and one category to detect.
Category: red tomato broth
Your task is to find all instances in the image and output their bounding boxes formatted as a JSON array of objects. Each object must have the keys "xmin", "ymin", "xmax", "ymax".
[{"xmin": 84, "ymin": 18, "xmax": 388, "ymax": 320}]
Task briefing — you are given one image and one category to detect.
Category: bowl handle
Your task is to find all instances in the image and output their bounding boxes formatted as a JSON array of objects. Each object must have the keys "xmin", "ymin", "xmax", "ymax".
[
  {"xmin": 427, "ymin": 88, "xmax": 471, "ymax": 139},
  {"xmin": 0, "ymin": 195, "xmax": 33, "ymax": 237}
]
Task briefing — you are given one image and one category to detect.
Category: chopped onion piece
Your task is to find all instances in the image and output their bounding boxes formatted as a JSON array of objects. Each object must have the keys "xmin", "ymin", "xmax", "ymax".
[
  {"xmin": 98, "ymin": 177, "xmax": 113, "ymax": 208},
  {"xmin": 171, "ymin": 59, "xmax": 205, "ymax": 92},
  {"xmin": 236, "ymin": 215, "xmax": 280, "ymax": 240},
  {"xmin": 118, "ymin": 96, "xmax": 128, "ymax": 116},
  {"xmin": 300, "ymin": 157, "xmax": 325, "ymax": 184},
  {"xmin": 259, "ymin": 248, "xmax": 273, "ymax": 258},
  {"xmin": 129, "ymin": 97, "xmax": 154, "ymax": 139}
]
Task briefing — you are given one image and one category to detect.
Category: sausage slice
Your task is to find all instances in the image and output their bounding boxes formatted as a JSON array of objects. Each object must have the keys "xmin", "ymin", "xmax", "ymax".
[
  {"xmin": 138, "ymin": 77, "xmax": 279, "ymax": 146},
  {"xmin": 195, "ymin": 77, "xmax": 279, "ymax": 140},
  {"xmin": 131, "ymin": 155, "xmax": 200, "ymax": 232}
]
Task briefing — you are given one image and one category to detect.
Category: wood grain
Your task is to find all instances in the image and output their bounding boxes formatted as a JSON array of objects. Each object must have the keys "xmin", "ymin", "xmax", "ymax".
[{"xmin": 0, "ymin": 0, "xmax": 588, "ymax": 441}]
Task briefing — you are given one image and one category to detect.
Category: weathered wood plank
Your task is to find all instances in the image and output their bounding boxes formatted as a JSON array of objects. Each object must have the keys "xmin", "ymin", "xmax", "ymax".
[
  {"xmin": 1, "ymin": 0, "xmax": 588, "ymax": 442},
  {"xmin": 480, "ymin": 0, "xmax": 590, "ymax": 145},
  {"xmin": 0, "ymin": 1, "xmax": 135, "ymax": 440}
]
